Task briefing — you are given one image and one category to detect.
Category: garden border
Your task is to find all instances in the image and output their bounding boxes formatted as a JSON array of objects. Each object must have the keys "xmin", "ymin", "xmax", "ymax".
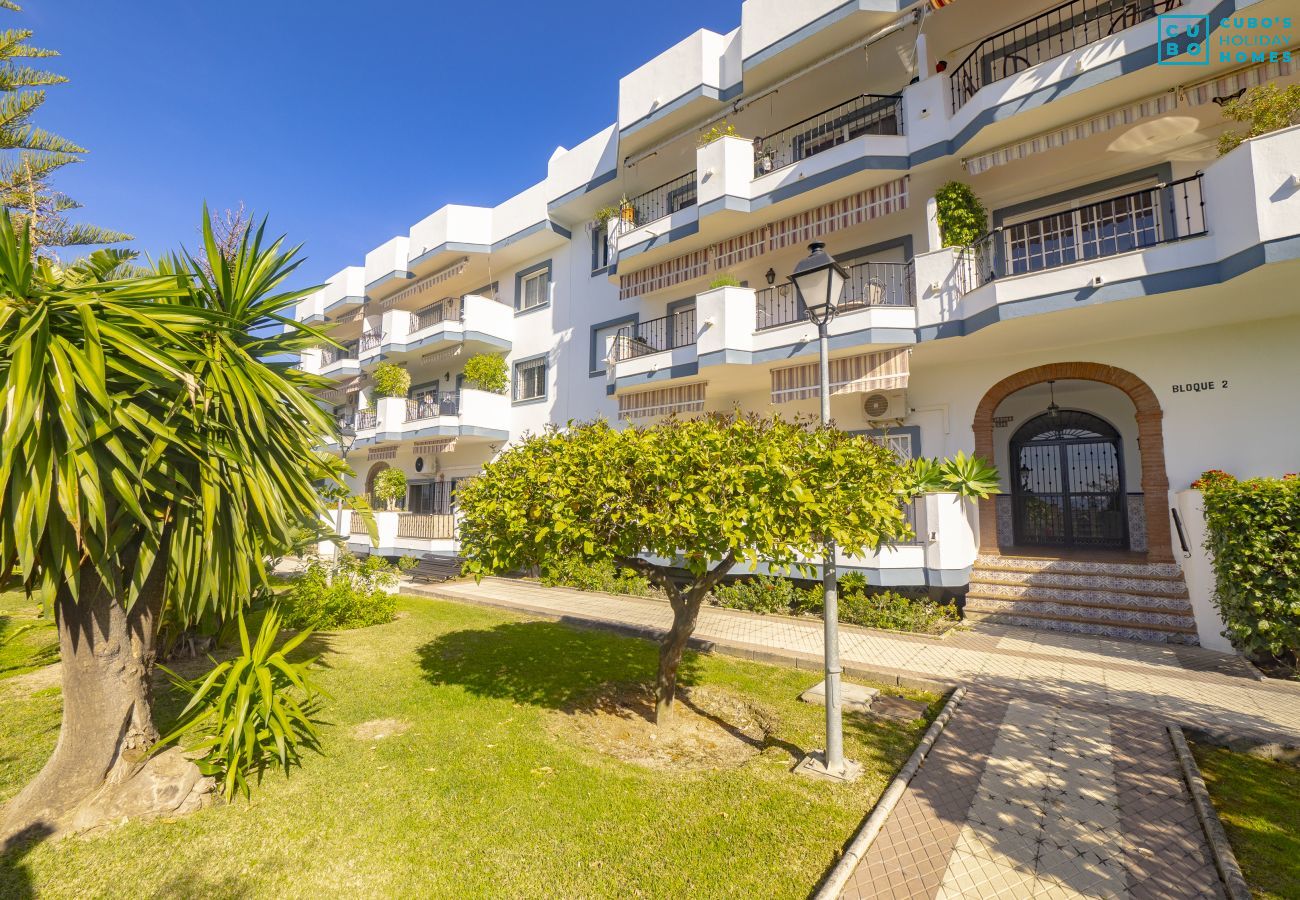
[{"xmin": 1167, "ymin": 724, "xmax": 1252, "ymax": 900}]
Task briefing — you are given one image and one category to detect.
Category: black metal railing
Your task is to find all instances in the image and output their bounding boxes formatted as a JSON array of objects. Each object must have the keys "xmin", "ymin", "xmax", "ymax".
[
  {"xmin": 753, "ymin": 94, "xmax": 903, "ymax": 177},
  {"xmin": 755, "ymin": 260, "xmax": 915, "ymax": 330},
  {"xmin": 320, "ymin": 341, "xmax": 359, "ymax": 366},
  {"xmin": 627, "ymin": 171, "xmax": 698, "ymax": 228},
  {"xmin": 410, "ymin": 298, "xmax": 459, "ymax": 333},
  {"xmin": 355, "ymin": 408, "xmax": 377, "ymax": 430},
  {"xmin": 955, "ymin": 173, "xmax": 1206, "ymax": 294},
  {"xmin": 949, "ymin": 0, "xmax": 1181, "ymax": 111},
  {"xmin": 610, "ymin": 308, "xmax": 697, "ymax": 362},
  {"xmin": 405, "ymin": 391, "xmax": 461, "ymax": 422},
  {"xmin": 359, "ymin": 332, "xmax": 382, "ymax": 353}
]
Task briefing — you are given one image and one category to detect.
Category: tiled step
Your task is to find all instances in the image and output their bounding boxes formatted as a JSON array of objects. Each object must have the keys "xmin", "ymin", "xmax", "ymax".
[
  {"xmin": 965, "ymin": 583, "xmax": 1195, "ymax": 615},
  {"xmin": 963, "ymin": 608, "xmax": 1199, "ymax": 645},
  {"xmin": 964, "ymin": 596, "xmax": 1196, "ymax": 631},
  {"xmin": 974, "ymin": 553, "xmax": 1183, "ymax": 579},
  {"xmin": 969, "ymin": 568, "xmax": 1189, "ymax": 596}
]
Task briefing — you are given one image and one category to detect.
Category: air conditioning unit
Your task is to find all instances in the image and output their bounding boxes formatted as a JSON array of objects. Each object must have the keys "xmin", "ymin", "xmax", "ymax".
[{"xmin": 863, "ymin": 390, "xmax": 907, "ymax": 423}]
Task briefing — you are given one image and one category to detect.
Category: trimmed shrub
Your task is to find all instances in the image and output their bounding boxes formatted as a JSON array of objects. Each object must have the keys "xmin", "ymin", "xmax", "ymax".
[
  {"xmin": 373, "ymin": 468, "xmax": 408, "ymax": 510},
  {"xmin": 838, "ymin": 589, "xmax": 959, "ymax": 634},
  {"xmin": 710, "ymin": 573, "xmax": 957, "ymax": 634},
  {"xmin": 282, "ymin": 554, "xmax": 400, "ymax": 630},
  {"xmin": 712, "ymin": 575, "xmax": 820, "ymax": 615},
  {"xmin": 1194, "ymin": 470, "xmax": 1300, "ymax": 665},
  {"xmin": 708, "ymin": 273, "xmax": 741, "ymax": 289},
  {"xmin": 540, "ymin": 558, "xmax": 654, "ymax": 597},
  {"xmin": 1218, "ymin": 83, "xmax": 1300, "ymax": 156},
  {"xmin": 463, "ymin": 354, "xmax": 508, "ymax": 394},
  {"xmin": 372, "ymin": 362, "xmax": 411, "ymax": 398},
  {"xmin": 935, "ymin": 181, "xmax": 988, "ymax": 247}
]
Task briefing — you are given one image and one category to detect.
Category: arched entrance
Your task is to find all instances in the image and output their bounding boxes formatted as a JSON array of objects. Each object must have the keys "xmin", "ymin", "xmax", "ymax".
[
  {"xmin": 973, "ymin": 362, "xmax": 1172, "ymax": 561},
  {"xmin": 1010, "ymin": 409, "xmax": 1127, "ymax": 550},
  {"xmin": 364, "ymin": 461, "xmax": 389, "ymax": 498}
]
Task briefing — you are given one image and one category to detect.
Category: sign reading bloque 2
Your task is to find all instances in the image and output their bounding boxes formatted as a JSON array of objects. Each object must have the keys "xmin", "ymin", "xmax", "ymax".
[{"xmin": 1172, "ymin": 380, "xmax": 1229, "ymax": 394}]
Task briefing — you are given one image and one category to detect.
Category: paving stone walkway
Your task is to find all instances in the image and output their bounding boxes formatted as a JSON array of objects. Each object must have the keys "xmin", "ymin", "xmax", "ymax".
[{"xmin": 406, "ymin": 577, "xmax": 1300, "ymax": 899}]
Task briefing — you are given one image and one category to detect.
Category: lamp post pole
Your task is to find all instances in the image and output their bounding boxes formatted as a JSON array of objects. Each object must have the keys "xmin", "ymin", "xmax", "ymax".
[{"xmin": 789, "ymin": 241, "xmax": 857, "ymax": 781}]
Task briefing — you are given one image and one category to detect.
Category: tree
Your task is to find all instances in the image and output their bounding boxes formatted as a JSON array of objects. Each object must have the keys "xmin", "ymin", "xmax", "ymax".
[
  {"xmin": 0, "ymin": 1, "xmax": 128, "ymax": 254},
  {"xmin": 456, "ymin": 415, "xmax": 915, "ymax": 723},
  {"xmin": 0, "ymin": 208, "xmax": 347, "ymax": 840},
  {"xmin": 1217, "ymin": 83, "xmax": 1300, "ymax": 156}
]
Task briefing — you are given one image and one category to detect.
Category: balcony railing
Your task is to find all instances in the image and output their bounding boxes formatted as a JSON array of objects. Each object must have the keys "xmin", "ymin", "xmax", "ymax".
[
  {"xmin": 359, "ymin": 332, "xmax": 382, "ymax": 353},
  {"xmin": 610, "ymin": 308, "xmax": 697, "ymax": 362},
  {"xmin": 949, "ymin": 0, "xmax": 1181, "ymax": 111},
  {"xmin": 396, "ymin": 513, "xmax": 455, "ymax": 540},
  {"xmin": 355, "ymin": 408, "xmax": 377, "ymax": 430},
  {"xmin": 627, "ymin": 171, "xmax": 697, "ymax": 228},
  {"xmin": 410, "ymin": 299, "xmax": 460, "ymax": 333},
  {"xmin": 755, "ymin": 260, "xmax": 915, "ymax": 330},
  {"xmin": 753, "ymin": 94, "xmax": 903, "ymax": 177},
  {"xmin": 321, "ymin": 341, "xmax": 359, "ymax": 366},
  {"xmin": 954, "ymin": 173, "xmax": 1206, "ymax": 294},
  {"xmin": 405, "ymin": 391, "xmax": 461, "ymax": 422}
]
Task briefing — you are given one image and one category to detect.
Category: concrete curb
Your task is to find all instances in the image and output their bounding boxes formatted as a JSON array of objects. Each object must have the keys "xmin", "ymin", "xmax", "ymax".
[
  {"xmin": 407, "ymin": 584, "xmax": 958, "ymax": 695},
  {"xmin": 1167, "ymin": 725, "xmax": 1252, "ymax": 900},
  {"xmin": 811, "ymin": 685, "xmax": 969, "ymax": 900}
]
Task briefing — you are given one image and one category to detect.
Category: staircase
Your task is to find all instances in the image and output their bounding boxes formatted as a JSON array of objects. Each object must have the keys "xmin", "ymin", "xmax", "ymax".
[{"xmin": 964, "ymin": 553, "xmax": 1198, "ymax": 644}]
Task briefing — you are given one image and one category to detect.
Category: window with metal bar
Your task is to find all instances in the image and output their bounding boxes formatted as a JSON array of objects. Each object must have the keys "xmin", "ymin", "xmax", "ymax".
[{"xmin": 513, "ymin": 357, "xmax": 546, "ymax": 402}]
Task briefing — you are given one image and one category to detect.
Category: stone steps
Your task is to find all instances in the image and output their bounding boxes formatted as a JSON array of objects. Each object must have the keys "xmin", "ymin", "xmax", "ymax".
[{"xmin": 967, "ymin": 553, "xmax": 1195, "ymax": 645}]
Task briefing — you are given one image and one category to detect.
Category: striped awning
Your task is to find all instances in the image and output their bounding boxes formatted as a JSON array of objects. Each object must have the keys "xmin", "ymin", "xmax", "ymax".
[
  {"xmin": 341, "ymin": 377, "xmax": 363, "ymax": 394},
  {"xmin": 619, "ymin": 177, "xmax": 908, "ymax": 300},
  {"xmin": 963, "ymin": 59, "xmax": 1295, "ymax": 175},
  {"xmin": 368, "ymin": 447, "xmax": 397, "ymax": 461},
  {"xmin": 382, "ymin": 257, "xmax": 469, "ymax": 310},
  {"xmin": 770, "ymin": 348, "xmax": 909, "ymax": 404},
  {"xmin": 414, "ymin": 439, "xmax": 456, "ymax": 454},
  {"xmin": 617, "ymin": 382, "xmax": 707, "ymax": 421}
]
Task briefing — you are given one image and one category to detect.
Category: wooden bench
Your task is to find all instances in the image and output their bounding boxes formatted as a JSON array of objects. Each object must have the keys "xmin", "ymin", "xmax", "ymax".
[{"xmin": 408, "ymin": 553, "xmax": 464, "ymax": 583}]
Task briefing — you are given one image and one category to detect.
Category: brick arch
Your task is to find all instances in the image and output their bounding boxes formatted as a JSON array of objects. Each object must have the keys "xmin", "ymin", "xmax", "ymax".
[{"xmin": 972, "ymin": 362, "xmax": 1172, "ymax": 561}]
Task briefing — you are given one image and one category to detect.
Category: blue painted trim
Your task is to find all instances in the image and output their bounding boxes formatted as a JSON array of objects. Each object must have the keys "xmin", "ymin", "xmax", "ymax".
[
  {"xmin": 365, "ymin": 270, "xmax": 413, "ymax": 293},
  {"xmin": 698, "ymin": 326, "xmax": 916, "ymax": 368},
  {"xmin": 838, "ymin": 234, "xmax": 914, "ymax": 265},
  {"xmin": 494, "ymin": 219, "xmax": 570, "ymax": 252},
  {"xmin": 547, "ymin": 165, "xmax": 618, "ymax": 213},
  {"xmin": 512, "ymin": 352, "xmax": 549, "ymax": 404},
  {"xmin": 741, "ymin": 560, "xmax": 970, "ymax": 588},
  {"xmin": 853, "ymin": 424, "xmax": 922, "ymax": 457},
  {"xmin": 323, "ymin": 295, "xmax": 364, "ymax": 313},
  {"xmin": 619, "ymin": 83, "xmax": 735, "ymax": 139},
  {"xmin": 589, "ymin": 312, "xmax": 639, "ymax": 376},
  {"xmin": 743, "ymin": 0, "xmax": 912, "ymax": 70},
  {"xmin": 614, "ymin": 217, "xmax": 700, "ymax": 263},
  {"xmin": 992, "ymin": 164, "xmax": 1173, "ymax": 227},
  {"xmin": 469, "ymin": 281, "xmax": 499, "ymax": 298},
  {"xmin": 613, "ymin": 361, "xmax": 699, "ymax": 391},
  {"xmin": 513, "ymin": 259, "xmax": 552, "ymax": 315}
]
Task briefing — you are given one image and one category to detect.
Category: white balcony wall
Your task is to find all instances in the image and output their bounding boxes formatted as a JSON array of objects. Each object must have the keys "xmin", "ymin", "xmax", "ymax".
[
  {"xmin": 921, "ymin": 493, "xmax": 978, "ymax": 574},
  {"xmin": 320, "ymin": 266, "xmax": 365, "ymax": 312},
  {"xmin": 459, "ymin": 388, "xmax": 510, "ymax": 433},
  {"xmin": 618, "ymin": 28, "xmax": 735, "ymax": 131},
  {"xmin": 547, "ymin": 125, "xmax": 618, "ymax": 205},
  {"xmin": 697, "ymin": 286, "xmax": 757, "ymax": 356},
  {"xmin": 375, "ymin": 396, "xmax": 406, "ymax": 433},
  {"xmin": 462, "ymin": 294, "xmax": 513, "ymax": 341},
  {"xmin": 1206, "ymin": 124, "xmax": 1300, "ymax": 257},
  {"xmin": 696, "ymin": 135, "xmax": 755, "ymax": 208},
  {"xmin": 365, "ymin": 236, "xmax": 411, "ymax": 289},
  {"xmin": 408, "ymin": 205, "xmax": 492, "ymax": 261},
  {"xmin": 380, "ymin": 306, "xmax": 413, "ymax": 345},
  {"xmin": 493, "ymin": 180, "xmax": 550, "ymax": 242}
]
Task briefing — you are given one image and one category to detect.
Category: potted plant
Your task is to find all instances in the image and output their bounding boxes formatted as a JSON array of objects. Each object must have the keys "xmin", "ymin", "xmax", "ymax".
[
  {"xmin": 372, "ymin": 362, "xmax": 411, "ymax": 398},
  {"xmin": 708, "ymin": 273, "xmax": 741, "ymax": 289},
  {"xmin": 755, "ymin": 141, "xmax": 775, "ymax": 174},
  {"xmin": 697, "ymin": 121, "xmax": 739, "ymax": 148},
  {"xmin": 594, "ymin": 205, "xmax": 619, "ymax": 230},
  {"xmin": 463, "ymin": 353, "xmax": 509, "ymax": 394},
  {"xmin": 934, "ymin": 181, "xmax": 988, "ymax": 248},
  {"xmin": 618, "ymin": 195, "xmax": 636, "ymax": 226}
]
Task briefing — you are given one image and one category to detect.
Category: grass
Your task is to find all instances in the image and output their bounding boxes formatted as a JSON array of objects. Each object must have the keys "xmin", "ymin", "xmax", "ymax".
[
  {"xmin": 0, "ymin": 591, "xmax": 58, "ymax": 681},
  {"xmin": 1194, "ymin": 744, "xmax": 1300, "ymax": 900},
  {"xmin": 0, "ymin": 593, "xmax": 938, "ymax": 899}
]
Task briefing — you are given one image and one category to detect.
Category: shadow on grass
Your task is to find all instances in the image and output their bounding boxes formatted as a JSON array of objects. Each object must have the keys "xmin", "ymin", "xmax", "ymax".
[
  {"xmin": 0, "ymin": 824, "xmax": 53, "ymax": 900},
  {"xmin": 0, "ymin": 615, "xmax": 59, "ymax": 677},
  {"xmin": 415, "ymin": 619, "xmax": 702, "ymax": 711}
]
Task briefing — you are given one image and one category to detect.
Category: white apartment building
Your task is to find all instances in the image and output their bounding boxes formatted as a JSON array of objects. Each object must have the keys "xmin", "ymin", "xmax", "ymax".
[{"xmin": 297, "ymin": 0, "xmax": 1300, "ymax": 649}]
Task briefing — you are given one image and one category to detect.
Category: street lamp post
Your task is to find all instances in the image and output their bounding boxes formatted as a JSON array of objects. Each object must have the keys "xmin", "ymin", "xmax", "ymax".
[
  {"xmin": 334, "ymin": 415, "xmax": 357, "ymax": 560},
  {"xmin": 789, "ymin": 241, "xmax": 861, "ymax": 782}
]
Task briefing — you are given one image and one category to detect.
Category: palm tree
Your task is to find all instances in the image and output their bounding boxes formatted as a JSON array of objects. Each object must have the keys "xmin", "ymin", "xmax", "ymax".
[
  {"xmin": 0, "ymin": 1, "xmax": 128, "ymax": 254},
  {"xmin": 0, "ymin": 208, "xmax": 350, "ymax": 839}
]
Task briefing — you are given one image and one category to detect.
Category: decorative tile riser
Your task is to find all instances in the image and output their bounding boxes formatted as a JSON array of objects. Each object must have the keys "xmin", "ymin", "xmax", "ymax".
[
  {"xmin": 963, "ymin": 611, "xmax": 1198, "ymax": 645},
  {"xmin": 969, "ymin": 568, "xmax": 1188, "ymax": 596},
  {"xmin": 975, "ymin": 553, "xmax": 1182, "ymax": 579},
  {"xmin": 966, "ymin": 582, "xmax": 1195, "ymax": 612},
  {"xmin": 964, "ymin": 597, "xmax": 1196, "ymax": 632}
]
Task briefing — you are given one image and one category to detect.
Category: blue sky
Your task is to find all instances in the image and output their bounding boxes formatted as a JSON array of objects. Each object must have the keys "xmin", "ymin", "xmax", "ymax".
[{"xmin": 30, "ymin": 1, "xmax": 738, "ymax": 287}]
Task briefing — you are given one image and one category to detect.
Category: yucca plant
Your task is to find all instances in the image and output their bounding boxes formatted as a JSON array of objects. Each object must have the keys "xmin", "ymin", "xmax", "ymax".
[
  {"xmin": 158, "ymin": 607, "xmax": 325, "ymax": 801},
  {"xmin": 906, "ymin": 452, "xmax": 1001, "ymax": 499}
]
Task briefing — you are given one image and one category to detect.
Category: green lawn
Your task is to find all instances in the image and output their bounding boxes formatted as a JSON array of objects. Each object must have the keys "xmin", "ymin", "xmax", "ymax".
[
  {"xmin": 0, "ymin": 592, "xmax": 58, "ymax": 681},
  {"xmin": 1194, "ymin": 744, "xmax": 1300, "ymax": 900},
  {"xmin": 0, "ymin": 593, "xmax": 937, "ymax": 899}
]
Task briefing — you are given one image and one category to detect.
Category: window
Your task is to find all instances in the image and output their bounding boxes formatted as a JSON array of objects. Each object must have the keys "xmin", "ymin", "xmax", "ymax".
[
  {"xmin": 517, "ymin": 265, "xmax": 550, "ymax": 311},
  {"xmin": 590, "ymin": 224, "xmax": 609, "ymax": 272},
  {"xmin": 1003, "ymin": 180, "xmax": 1160, "ymax": 275},
  {"xmin": 591, "ymin": 320, "xmax": 633, "ymax": 375},
  {"xmin": 513, "ymin": 357, "xmax": 547, "ymax": 402}
]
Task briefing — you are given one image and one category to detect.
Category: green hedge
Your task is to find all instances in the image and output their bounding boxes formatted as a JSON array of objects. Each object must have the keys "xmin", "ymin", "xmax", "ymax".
[
  {"xmin": 711, "ymin": 573, "xmax": 958, "ymax": 634},
  {"xmin": 1195, "ymin": 470, "xmax": 1300, "ymax": 663}
]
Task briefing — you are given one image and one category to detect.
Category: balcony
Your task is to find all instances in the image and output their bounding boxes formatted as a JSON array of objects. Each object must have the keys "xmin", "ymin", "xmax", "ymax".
[
  {"xmin": 405, "ymin": 392, "xmax": 462, "ymax": 422},
  {"xmin": 318, "ymin": 341, "xmax": 360, "ymax": 377},
  {"xmin": 358, "ymin": 332, "xmax": 382, "ymax": 354},
  {"xmin": 610, "ymin": 308, "xmax": 698, "ymax": 363},
  {"xmin": 948, "ymin": 0, "xmax": 1180, "ymax": 112},
  {"xmin": 355, "ymin": 408, "xmax": 377, "ymax": 431},
  {"xmin": 346, "ymin": 509, "xmax": 457, "ymax": 553},
  {"xmin": 756, "ymin": 260, "xmax": 915, "ymax": 330},
  {"xmin": 359, "ymin": 388, "xmax": 510, "ymax": 445},
  {"xmin": 409, "ymin": 298, "xmax": 459, "ymax": 334},
  {"xmin": 753, "ymin": 94, "xmax": 902, "ymax": 177},
  {"xmin": 627, "ymin": 172, "xmax": 698, "ymax": 229},
  {"xmin": 371, "ymin": 293, "xmax": 513, "ymax": 360},
  {"xmin": 953, "ymin": 174, "xmax": 1206, "ymax": 294}
]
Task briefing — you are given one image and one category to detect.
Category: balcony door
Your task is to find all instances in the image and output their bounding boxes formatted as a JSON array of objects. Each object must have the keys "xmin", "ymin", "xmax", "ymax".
[
  {"xmin": 1011, "ymin": 410, "xmax": 1127, "ymax": 550},
  {"xmin": 1004, "ymin": 181, "xmax": 1160, "ymax": 275}
]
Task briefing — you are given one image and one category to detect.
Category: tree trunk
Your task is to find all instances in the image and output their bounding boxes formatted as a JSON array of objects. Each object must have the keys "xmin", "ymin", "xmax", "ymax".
[
  {"xmin": 0, "ymin": 556, "xmax": 190, "ymax": 843},
  {"xmin": 654, "ymin": 595, "xmax": 703, "ymax": 723}
]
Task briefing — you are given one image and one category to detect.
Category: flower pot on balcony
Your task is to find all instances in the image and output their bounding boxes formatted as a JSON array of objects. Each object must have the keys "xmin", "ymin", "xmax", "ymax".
[{"xmin": 620, "ymin": 203, "xmax": 635, "ymax": 225}]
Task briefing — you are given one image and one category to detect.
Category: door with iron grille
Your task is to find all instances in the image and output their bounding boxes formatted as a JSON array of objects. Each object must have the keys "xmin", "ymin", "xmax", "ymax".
[{"xmin": 1011, "ymin": 410, "xmax": 1128, "ymax": 549}]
